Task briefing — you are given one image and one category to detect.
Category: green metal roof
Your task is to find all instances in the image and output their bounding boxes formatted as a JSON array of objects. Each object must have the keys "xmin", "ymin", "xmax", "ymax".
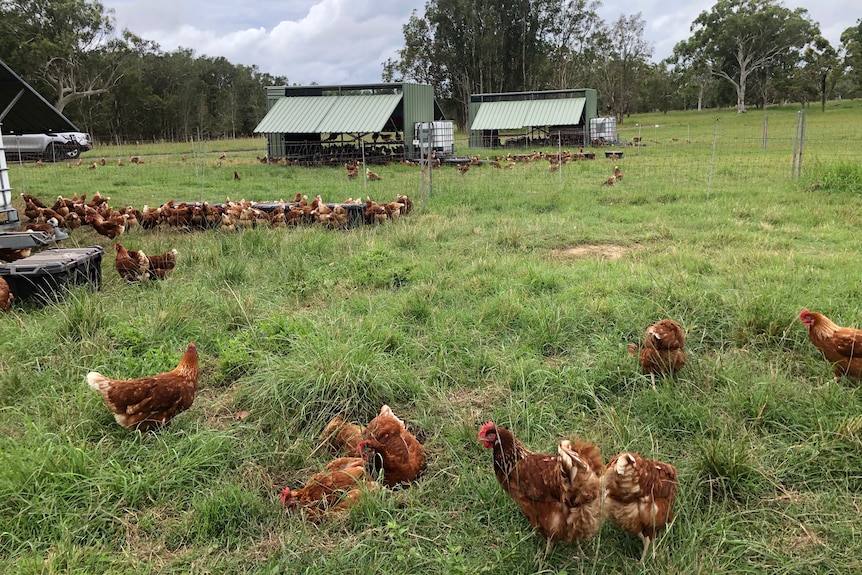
[
  {"xmin": 470, "ymin": 97, "xmax": 586, "ymax": 131},
  {"xmin": 254, "ymin": 96, "xmax": 332, "ymax": 133},
  {"xmin": 317, "ymin": 94, "xmax": 401, "ymax": 133},
  {"xmin": 254, "ymin": 94, "xmax": 402, "ymax": 134},
  {"xmin": 470, "ymin": 101, "xmax": 531, "ymax": 130}
]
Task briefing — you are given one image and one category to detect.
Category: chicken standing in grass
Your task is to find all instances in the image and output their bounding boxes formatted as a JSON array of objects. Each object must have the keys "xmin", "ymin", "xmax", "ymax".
[
  {"xmin": 114, "ymin": 242, "xmax": 150, "ymax": 282},
  {"xmin": 478, "ymin": 422, "xmax": 605, "ymax": 558},
  {"xmin": 799, "ymin": 308, "xmax": 862, "ymax": 380},
  {"xmin": 144, "ymin": 248, "xmax": 179, "ymax": 279},
  {"xmin": 86, "ymin": 212, "xmax": 127, "ymax": 239},
  {"xmin": 604, "ymin": 451, "xmax": 678, "ymax": 562},
  {"xmin": 87, "ymin": 342, "xmax": 199, "ymax": 431},
  {"xmin": 364, "ymin": 197, "xmax": 387, "ymax": 225}
]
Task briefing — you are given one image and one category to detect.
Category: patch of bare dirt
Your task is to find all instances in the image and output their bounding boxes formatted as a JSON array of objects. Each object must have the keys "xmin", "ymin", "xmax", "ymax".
[
  {"xmin": 786, "ymin": 527, "xmax": 826, "ymax": 551},
  {"xmin": 553, "ymin": 243, "xmax": 631, "ymax": 260}
]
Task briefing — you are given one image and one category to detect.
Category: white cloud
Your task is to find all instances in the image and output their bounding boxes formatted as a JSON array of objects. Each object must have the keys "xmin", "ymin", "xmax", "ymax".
[
  {"xmin": 109, "ymin": 0, "xmax": 419, "ymax": 84},
  {"xmin": 102, "ymin": 0, "xmax": 856, "ymax": 85}
]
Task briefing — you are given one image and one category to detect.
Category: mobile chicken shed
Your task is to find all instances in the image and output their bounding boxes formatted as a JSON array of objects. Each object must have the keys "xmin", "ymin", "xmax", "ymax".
[
  {"xmin": 254, "ymin": 83, "xmax": 444, "ymax": 165},
  {"xmin": 468, "ymin": 88, "xmax": 597, "ymax": 149}
]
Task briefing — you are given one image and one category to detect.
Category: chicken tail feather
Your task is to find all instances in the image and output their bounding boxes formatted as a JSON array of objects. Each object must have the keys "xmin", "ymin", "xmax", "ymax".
[{"xmin": 87, "ymin": 371, "xmax": 109, "ymax": 391}]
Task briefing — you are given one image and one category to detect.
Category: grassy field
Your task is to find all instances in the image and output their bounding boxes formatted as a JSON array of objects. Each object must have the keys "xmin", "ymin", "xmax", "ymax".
[{"xmin": 2, "ymin": 99, "xmax": 862, "ymax": 574}]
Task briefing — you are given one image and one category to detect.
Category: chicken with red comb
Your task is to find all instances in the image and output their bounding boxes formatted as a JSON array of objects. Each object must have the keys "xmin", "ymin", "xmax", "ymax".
[
  {"xmin": 280, "ymin": 457, "xmax": 377, "ymax": 520},
  {"xmin": 477, "ymin": 421, "xmax": 604, "ymax": 558},
  {"xmin": 799, "ymin": 308, "xmax": 862, "ymax": 380},
  {"xmin": 87, "ymin": 342, "xmax": 199, "ymax": 431}
]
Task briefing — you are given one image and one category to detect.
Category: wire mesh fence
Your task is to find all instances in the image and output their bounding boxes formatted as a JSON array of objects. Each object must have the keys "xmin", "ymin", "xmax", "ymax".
[{"xmin": 4, "ymin": 107, "xmax": 859, "ymax": 219}]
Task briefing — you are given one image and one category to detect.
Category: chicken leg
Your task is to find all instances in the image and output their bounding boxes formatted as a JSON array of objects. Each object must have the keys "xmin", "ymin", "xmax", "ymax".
[{"xmin": 639, "ymin": 533, "xmax": 651, "ymax": 563}]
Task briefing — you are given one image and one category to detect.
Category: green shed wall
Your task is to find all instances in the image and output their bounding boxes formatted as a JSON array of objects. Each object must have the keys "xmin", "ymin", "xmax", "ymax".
[
  {"xmin": 260, "ymin": 83, "xmax": 436, "ymax": 159},
  {"xmin": 401, "ymin": 84, "xmax": 435, "ymax": 158}
]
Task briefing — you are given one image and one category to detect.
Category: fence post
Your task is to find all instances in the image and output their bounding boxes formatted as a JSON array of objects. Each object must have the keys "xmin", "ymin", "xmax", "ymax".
[
  {"xmin": 557, "ymin": 129, "xmax": 562, "ymax": 182},
  {"xmin": 762, "ymin": 115, "xmax": 768, "ymax": 151},
  {"xmin": 791, "ymin": 110, "xmax": 805, "ymax": 180},
  {"xmin": 797, "ymin": 109, "xmax": 806, "ymax": 179},
  {"xmin": 361, "ymin": 140, "xmax": 367, "ymax": 192},
  {"xmin": 707, "ymin": 118, "xmax": 719, "ymax": 200}
]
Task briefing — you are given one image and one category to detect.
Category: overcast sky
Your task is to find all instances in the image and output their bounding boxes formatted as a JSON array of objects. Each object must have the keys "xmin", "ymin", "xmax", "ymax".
[{"xmin": 101, "ymin": 0, "xmax": 854, "ymax": 86}]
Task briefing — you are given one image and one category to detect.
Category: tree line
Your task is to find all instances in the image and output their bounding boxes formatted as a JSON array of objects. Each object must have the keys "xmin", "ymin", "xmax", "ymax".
[
  {"xmin": 0, "ymin": 0, "xmax": 285, "ymax": 144},
  {"xmin": 386, "ymin": 0, "xmax": 862, "ymax": 126},
  {"xmin": 2, "ymin": 0, "xmax": 861, "ymax": 142}
]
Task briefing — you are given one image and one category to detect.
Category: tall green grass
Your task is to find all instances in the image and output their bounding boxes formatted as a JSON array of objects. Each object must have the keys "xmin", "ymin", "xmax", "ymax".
[{"xmin": 2, "ymin": 102, "xmax": 862, "ymax": 573}]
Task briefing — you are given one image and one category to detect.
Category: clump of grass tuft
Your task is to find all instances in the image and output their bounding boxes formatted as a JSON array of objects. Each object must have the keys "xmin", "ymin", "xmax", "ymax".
[
  {"xmin": 804, "ymin": 161, "xmax": 862, "ymax": 193},
  {"xmin": 179, "ymin": 482, "xmax": 273, "ymax": 548},
  {"xmin": 696, "ymin": 430, "xmax": 763, "ymax": 504}
]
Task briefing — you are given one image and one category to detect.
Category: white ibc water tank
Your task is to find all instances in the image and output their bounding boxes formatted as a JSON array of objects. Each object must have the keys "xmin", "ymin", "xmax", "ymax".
[
  {"xmin": 414, "ymin": 121, "xmax": 454, "ymax": 155},
  {"xmin": 589, "ymin": 117, "xmax": 617, "ymax": 143}
]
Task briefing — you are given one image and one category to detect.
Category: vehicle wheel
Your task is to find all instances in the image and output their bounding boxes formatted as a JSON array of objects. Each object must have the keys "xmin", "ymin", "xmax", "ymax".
[
  {"xmin": 63, "ymin": 146, "xmax": 81, "ymax": 160},
  {"xmin": 43, "ymin": 143, "xmax": 80, "ymax": 161}
]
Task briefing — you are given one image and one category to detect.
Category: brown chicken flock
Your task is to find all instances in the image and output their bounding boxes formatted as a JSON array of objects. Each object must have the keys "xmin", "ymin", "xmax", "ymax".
[
  {"xmin": 8, "ymin": 156, "xmax": 862, "ymax": 565},
  {"xmin": 12, "ymin": 189, "xmax": 412, "ymax": 241},
  {"xmin": 2, "ymin": 190, "xmax": 415, "ymax": 290},
  {"xmin": 62, "ymin": 300, "xmax": 862, "ymax": 563}
]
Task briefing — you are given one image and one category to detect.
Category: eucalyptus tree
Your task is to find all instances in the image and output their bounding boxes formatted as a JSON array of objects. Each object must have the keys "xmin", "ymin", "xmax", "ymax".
[
  {"xmin": 801, "ymin": 36, "xmax": 840, "ymax": 111},
  {"xmin": 591, "ymin": 13, "xmax": 652, "ymax": 123},
  {"xmin": 0, "ymin": 0, "xmax": 124, "ymax": 113},
  {"xmin": 383, "ymin": 0, "xmax": 574, "ymax": 128},
  {"xmin": 542, "ymin": 0, "xmax": 605, "ymax": 90},
  {"xmin": 840, "ymin": 19, "xmax": 862, "ymax": 97},
  {"xmin": 668, "ymin": 41, "xmax": 719, "ymax": 111},
  {"xmin": 679, "ymin": 0, "xmax": 816, "ymax": 113}
]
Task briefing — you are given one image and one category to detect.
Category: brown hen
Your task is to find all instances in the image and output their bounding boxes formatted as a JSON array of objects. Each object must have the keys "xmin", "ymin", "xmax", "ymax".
[
  {"xmin": 630, "ymin": 319, "xmax": 686, "ymax": 388},
  {"xmin": 320, "ymin": 415, "xmax": 364, "ymax": 456},
  {"xmin": 0, "ymin": 277, "xmax": 13, "ymax": 311},
  {"xmin": 280, "ymin": 457, "xmax": 377, "ymax": 519},
  {"xmin": 0, "ymin": 247, "xmax": 31, "ymax": 262},
  {"xmin": 86, "ymin": 212, "xmax": 127, "ymax": 239},
  {"xmin": 477, "ymin": 422, "xmax": 604, "ymax": 557},
  {"xmin": 145, "ymin": 248, "xmax": 178, "ymax": 279},
  {"xmin": 604, "ymin": 451, "xmax": 678, "ymax": 562},
  {"xmin": 363, "ymin": 197, "xmax": 387, "ymax": 225},
  {"xmin": 114, "ymin": 242, "xmax": 150, "ymax": 282},
  {"xmin": 87, "ymin": 342, "xmax": 199, "ymax": 431},
  {"xmin": 799, "ymin": 309, "xmax": 862, "ymax": 380},
  {"xmin": 357, "ymin": 405, "xmax": 426, "ymax": 488}
]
